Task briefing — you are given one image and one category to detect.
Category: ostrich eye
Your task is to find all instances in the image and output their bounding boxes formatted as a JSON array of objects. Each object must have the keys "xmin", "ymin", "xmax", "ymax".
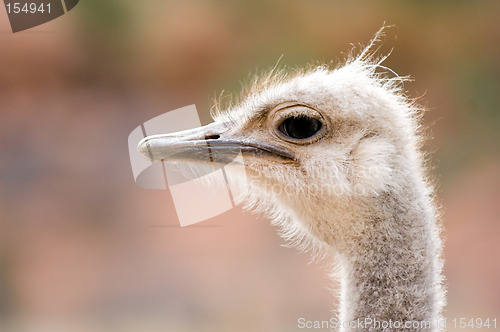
[{"xmin": 278, "ymin": 115, "xmax": 322, "ymax": 140}]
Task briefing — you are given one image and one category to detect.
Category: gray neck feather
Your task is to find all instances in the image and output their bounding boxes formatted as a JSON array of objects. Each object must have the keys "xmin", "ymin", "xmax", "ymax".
[{"xmin": 337, "ymin": 190, "xmax": 444, "ymax": 331}]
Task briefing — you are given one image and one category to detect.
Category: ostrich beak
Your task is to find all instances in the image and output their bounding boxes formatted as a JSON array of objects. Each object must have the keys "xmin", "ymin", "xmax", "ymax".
[{"xmin": 137, "ymin": 122, "xmax": 295, "ymax": 164}]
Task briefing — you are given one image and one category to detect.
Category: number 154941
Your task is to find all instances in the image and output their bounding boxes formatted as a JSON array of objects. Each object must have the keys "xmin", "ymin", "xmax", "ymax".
[{"xmin": 5, "ymin": 2, "xmax": 51, "ymax": 14}]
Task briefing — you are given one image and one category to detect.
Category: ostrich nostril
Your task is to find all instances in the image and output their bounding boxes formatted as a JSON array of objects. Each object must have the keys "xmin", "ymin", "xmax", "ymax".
[{"xmin": 205, "ymin": 134, "xmax": 220, "ymax": 140}]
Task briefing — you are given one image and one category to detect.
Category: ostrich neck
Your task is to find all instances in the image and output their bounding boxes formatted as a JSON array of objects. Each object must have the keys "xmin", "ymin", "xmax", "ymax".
[{"xmin": 336, "ymin": 191, "xmax": 444, "ymax": 331}]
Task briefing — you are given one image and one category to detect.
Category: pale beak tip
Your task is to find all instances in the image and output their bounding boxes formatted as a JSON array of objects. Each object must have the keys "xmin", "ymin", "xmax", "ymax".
[{"xmin": 137, "ymin": 137, "xmax": 155, "ymax": 161}]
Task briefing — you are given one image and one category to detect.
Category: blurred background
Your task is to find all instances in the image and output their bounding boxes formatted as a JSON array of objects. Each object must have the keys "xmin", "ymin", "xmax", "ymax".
[{"xmin": 0, "ymin": 1, "xmax": 499, "ymax": 331}]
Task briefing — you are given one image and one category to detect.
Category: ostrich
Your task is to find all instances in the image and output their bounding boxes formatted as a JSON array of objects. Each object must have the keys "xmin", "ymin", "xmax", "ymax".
[{"xmin": 138, "ymin": 30, "xmax": 445, "ymax": 331}]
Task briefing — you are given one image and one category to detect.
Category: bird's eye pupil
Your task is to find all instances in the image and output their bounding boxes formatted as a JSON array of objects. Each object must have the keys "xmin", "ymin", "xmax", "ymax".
[{"xmin": 278, "ymin": 116, "xmax": 322, "ymax": 140}]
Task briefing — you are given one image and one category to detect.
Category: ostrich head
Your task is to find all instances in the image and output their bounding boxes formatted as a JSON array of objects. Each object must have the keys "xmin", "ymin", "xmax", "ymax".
[
  {"xmin": 138, "ymin": 30, "xmax": 445, "ymax": 328},
  {"xmin": 138, "ymin": 37, "xmax": 427, "ymax": 253}
]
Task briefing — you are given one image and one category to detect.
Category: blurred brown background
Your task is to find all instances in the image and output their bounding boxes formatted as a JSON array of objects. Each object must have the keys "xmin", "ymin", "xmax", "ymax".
[{"xmin": 0, "ymin": 1, "xmax": 499, "ymax": 331}]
